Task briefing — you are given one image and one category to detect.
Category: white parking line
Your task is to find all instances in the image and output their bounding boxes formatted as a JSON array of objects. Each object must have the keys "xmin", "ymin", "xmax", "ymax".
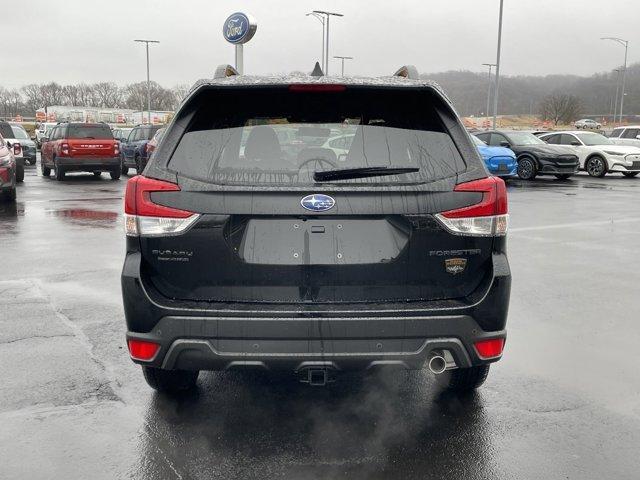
[{"xmin": 510, "ymin": 217, "xmax": 640, "ymax": 233}]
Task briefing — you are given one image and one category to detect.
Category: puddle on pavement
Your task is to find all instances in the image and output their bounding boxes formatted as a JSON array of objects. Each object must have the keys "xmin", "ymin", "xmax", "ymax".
[{"xmin": 47, "ymin": 208, "xmax": 120, "ymax": 228}]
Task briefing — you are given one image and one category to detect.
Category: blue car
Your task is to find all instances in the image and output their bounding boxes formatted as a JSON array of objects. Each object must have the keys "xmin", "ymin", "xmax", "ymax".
[
  {"xmin": 472, "ymin": 135, "xmax": 517, "ymax": 177},
  {"xmin": 120, "ymin": 124, "xmax": 162, "ymax": 175}
]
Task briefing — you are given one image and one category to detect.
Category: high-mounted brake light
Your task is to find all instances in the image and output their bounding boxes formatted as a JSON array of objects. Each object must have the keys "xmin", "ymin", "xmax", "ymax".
[
  {"xmin": 288, "ymin": 84, "xmax": 347, "ymax": 92},
  {"xmin": 474, "ymin": 338, "xmax": 505, "ymax": 359},
  {"xmin": 127, "ymin": 339, "xmax": 160, "ymax": 361},
  {"xmin": 435, "ymin": 177, "xmax": 508, "ymax": 236},
  {"xmin": 124, "ymin": 175, "xmax": 200, "ymax": 237},
  {"xmin": 13, "ymin": 143, "xmax": 21, "ymax": 156}
]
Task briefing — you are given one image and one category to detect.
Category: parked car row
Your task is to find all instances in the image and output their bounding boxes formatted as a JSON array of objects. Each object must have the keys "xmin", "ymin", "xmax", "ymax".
[
  {"xmin": 471, "ymin": 128, "xmax": 640, "ymax": 180},
  {"xmin": 0, "ymin": 132, "xmax": 17, "ymax": 201}
]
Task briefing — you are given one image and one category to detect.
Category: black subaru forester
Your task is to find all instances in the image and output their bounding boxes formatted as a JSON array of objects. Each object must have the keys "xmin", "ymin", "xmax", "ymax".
[{"xmin": 121, "ymin": 65, "xmax": 511, "ymax": 394}]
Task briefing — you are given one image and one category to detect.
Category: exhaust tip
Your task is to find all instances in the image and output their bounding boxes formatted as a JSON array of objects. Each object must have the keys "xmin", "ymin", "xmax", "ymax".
[{"xmin": 428, "ymin": 355, "xmax": 447, "ymax": 375}]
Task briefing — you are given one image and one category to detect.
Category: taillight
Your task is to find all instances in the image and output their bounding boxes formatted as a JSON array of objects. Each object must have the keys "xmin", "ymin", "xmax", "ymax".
[
  {"xmin": 127, "ymin": 339, "xmax": 160, "ymax": 361},
  {"xmin": 13, "ymin": 143, "xmax": 21, "ymax": 156},
  {"xmin": 114, "ymin": 143, "xmax": 120, "ymax": 155},
  {"xmin": 143, "ymin": 143, "xmax": 149, "ymax": 154},
  {"xmin": 435, "ymin": 177, "xmax": 508, "ymax": 236},
  {"xmin": 61, "ymin": 143, "xmax": 70, "ymax": 156},
  {"xmin": 474, "ymin": 338, "xmax": 505, "ymax": 359},
  {"xmin": 124, "ymin": 175, "xmax": 199, "ymax": 237}
]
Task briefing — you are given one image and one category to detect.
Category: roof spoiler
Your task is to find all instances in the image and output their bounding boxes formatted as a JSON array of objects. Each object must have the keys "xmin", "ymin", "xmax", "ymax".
[
  {"xmin": 214, "ymin": 64, "xmax": 240, "ymax": 79},
  {"xmin": 393, "ymin": 65, "xmax": 419, "ymax": 80}
]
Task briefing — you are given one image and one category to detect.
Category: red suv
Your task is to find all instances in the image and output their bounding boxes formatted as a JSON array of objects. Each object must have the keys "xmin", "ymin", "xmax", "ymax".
[{"xmin": 41, "ymin": 123, "xmax": 121, "ymax": 180}]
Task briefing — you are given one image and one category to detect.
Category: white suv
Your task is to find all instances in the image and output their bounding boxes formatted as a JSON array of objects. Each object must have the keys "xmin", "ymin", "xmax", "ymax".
[{"xmin": 539, "ymin": 130, "xmax": 640, "ymax": 178}]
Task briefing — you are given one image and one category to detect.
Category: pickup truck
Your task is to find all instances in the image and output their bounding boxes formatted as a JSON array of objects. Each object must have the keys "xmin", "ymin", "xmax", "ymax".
[{"xmin": 609, "ymin": 126, "xmax": 640, "ymax": 147}]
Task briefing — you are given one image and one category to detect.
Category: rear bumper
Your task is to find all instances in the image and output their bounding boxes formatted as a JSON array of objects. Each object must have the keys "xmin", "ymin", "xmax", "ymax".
[
  {"xmin": 56, "ymin": 157, "xmax": 120, "ymax": 172},
  {"xmin": 122, "ymin": 252, "xmax": 511, "ymax": 372}
]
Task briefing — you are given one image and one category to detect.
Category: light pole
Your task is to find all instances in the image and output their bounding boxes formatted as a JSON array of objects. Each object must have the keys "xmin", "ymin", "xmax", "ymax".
[
  {"xmin": 492, "ymin": 0, "xmax": 504, "ymax": 129},
  {"xmin": 312, "ymin": 10, "xmax": 343, "ymax": 75},
  {"xmin": 334, "ymin": 56, "xmax": 353, "ymax": 76},
  {"xmin": 134, "ymin": 39, "xmax": 160, "ymax": 124},
  {"xmin": 482, "ymin": 63, "xmax": 496, "ymax": 122},
  {"xmin": 612, "ymin": 68, "xmax": 621, "ymax": 124},
  {"xmin": 601, "ymin": 37, "xmax": 629, "ymax": 123},
  {"xmin": 306, "ymin": 13, "xmax": 325, "ymax": 72}
]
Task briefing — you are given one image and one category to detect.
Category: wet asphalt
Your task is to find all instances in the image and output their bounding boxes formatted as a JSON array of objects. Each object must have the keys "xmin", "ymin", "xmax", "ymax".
[{"xmin": 1, "ymin": 158, "xmax": 640, "ymax": 479}]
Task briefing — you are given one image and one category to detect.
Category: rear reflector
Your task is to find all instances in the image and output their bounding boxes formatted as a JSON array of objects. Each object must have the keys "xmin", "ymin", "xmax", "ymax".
[
  {"xmin": 127, "ymin": 339, "xmax": 160, "ymax": 361},
  {"xmin": 124, "ymin": 175, "xmax": 200, "ymax": 237},
  {"xmin": 435, "ymin": 177, "xmax": 508, "ymax": 236},
  {"xmin": 288, "ymin": 84, "xmax": 347, "ymax": 92},
  {"xmin": 474, "ymin": 338, "xmax": 505, "ymax": 359}
]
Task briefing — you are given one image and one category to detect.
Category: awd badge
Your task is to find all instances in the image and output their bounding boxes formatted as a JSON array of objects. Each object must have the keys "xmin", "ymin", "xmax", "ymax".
[{"xmin": 445, "ymin": 258, "xmax": 467, "ymax": 275}]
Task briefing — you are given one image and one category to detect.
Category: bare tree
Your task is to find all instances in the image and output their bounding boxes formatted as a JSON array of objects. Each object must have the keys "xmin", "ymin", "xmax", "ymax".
[
  {"xmin": 539, "ymin": 94, "xmax": 582, "ymax": 125},
  {"xmin": 125, "ymin": 81, "xmax": 176, "ymax": 111},
  {"xmin": 172, "ymin": 83, "xmax": 191, "ymax": 106},
  {"xmin": 93, "ymin": 82, "xmax": 122, "ymax": 108},
  {"xmin": 22, "ymin": 84, "xmax": 45, "ymax": 113}
]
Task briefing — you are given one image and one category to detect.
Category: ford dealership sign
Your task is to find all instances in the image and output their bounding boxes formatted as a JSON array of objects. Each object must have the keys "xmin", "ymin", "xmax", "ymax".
[{"xmin": 223, "ymin": 12, "xmax": 257, "ymax": 44}]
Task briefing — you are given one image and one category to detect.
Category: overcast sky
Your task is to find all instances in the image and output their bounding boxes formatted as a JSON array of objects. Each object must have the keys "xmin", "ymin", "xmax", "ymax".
[{"xmin": 3, "ymin": 0, "xmax": 638, "ymax": 88}]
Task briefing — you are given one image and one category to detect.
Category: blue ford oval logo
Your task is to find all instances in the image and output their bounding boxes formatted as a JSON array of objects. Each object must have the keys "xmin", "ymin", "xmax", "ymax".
[
  {"xmin": 223, "ymin": 12, "xmax": 257, "ymax": 44},
  {"xmin": 301, "ymin": 194, "xmax": 335, "ymax": 212}
]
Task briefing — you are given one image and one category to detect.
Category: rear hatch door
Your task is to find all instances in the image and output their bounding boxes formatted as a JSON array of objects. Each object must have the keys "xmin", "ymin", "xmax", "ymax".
[{"xmin": 140, "ymin": 85, "xmax": 491, "ymax": 304}]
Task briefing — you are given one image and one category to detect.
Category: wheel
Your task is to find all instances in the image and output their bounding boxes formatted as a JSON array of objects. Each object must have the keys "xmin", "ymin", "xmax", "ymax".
[
  {"xmin": 585, "ymin": 156, "xmax": 607, "ymax": 178},
  {"xmin": 110, "ymin": 169, "xmax": 121, "ymax": 180},
  {"xmin": 142, "ymin": 366, "xmax": 199, "ymax": 393},
  {"xmin": 554, "ymin": 174, "xmax": 572, "ymax": 180},
  {"xmin": 54, "ymin": 161, "xmax": 65, "ymax": 181},
  {"xmin": 135, "ymin": 155, "xmax": 142, "ymax": 174},
  {"xmin": 121, "ymin": 161, "xmax": 129, "ymax": 175},
  {"xmin": 15, "ymin": 163, "xmax": 24, "ymax": 183},
  {"xmin": 622, "ymin": 172, "xmax": 639, "ymax": 178},
  {"xmin": 1, "ymin": 187, "xmax": 16, "ymax": 202},
  {"xmin": 443, "ymin": 365, "xmax": 490, "ymax": 392},
  {"xmin": 517, "ymin": 157, "xmax": 537, "ymax": 180},
  {"xmin": 41, "ymin": 162, "xmax": 51, "ymax": 177}
]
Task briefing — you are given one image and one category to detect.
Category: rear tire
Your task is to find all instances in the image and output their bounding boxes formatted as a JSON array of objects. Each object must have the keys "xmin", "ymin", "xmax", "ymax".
[
  {"xmin": 109, "ymin": 169, "xmax": 121, "ymax": 180},
  {"xmin": 41, "ymin": 162, "xmax": 51, "ymax": 177},
  {"xmin": 445, "ymin": 365, "xmax": 490, "ymax": 392},
  {"xmin": 517, "ymin": 156, "xmax": 537, "ymax": 180},
  {"xmin": 135, "ymin": 155, "xmax": 142, "ymax": 175},
  {"xmin": 121, "ymin": 162, "xmax": 129, "ymax": 175},
  {"xmin": 622, "ymin": 172, "xmax": 639, "ymax": 178},
  {"xmin": 554, "ymin": 174, "xmax": 572, "ymax": 180},
  {"xmin": 1, "ymin": 187, "xmax": 16, "ymax": 202},
  {"xmin": 586, "ymin": 156, "xmax": 607, "ymax": 178},
  {"xmin": 142, "ymin": 366, "xmax": 199, "ymax": 393},
  {"xmin": 54, "ymin": 161, "xmax": 65, "ymax": 181},
  {"xmin": 16, "ymin": 164, "xmax": 24, "ymax": 183}
]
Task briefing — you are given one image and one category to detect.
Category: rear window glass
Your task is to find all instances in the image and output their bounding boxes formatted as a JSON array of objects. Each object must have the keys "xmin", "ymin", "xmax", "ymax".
[
  {"xmin": 11, "ymin": 126, "xmax": 30, "ymax": 140},
  {"xmin": 0, "ymin": 123, "xmax": 14, "ymax": 139},
  {"xmin": 67, "ymin": 124, "xmax": 113, "ymax": 139},
  {"xmin": 168, "ymin": 88, "xmax": 465, "ymax": 186}
]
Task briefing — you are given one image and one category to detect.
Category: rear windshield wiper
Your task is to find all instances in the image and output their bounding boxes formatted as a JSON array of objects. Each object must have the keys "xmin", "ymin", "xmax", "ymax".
[{"xmin": 313, "ymin": 166, "xmax": 419, "ymax": 182}]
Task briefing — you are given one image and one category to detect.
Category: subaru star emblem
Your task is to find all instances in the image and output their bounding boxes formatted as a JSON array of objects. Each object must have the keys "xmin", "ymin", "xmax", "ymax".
[{"xmin": 300, "ymin": 194, "xmax": 335, "ymax": 212}]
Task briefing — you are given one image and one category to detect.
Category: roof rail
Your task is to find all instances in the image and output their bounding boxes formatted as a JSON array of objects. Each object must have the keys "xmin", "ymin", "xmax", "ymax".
[
  {"xmin": 214, "ymin": 64, "xmax": 240, "ymax": 79},
  {"xmin": 393, "ymin": 65, "xmax": 419, "ymax": 80}
]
